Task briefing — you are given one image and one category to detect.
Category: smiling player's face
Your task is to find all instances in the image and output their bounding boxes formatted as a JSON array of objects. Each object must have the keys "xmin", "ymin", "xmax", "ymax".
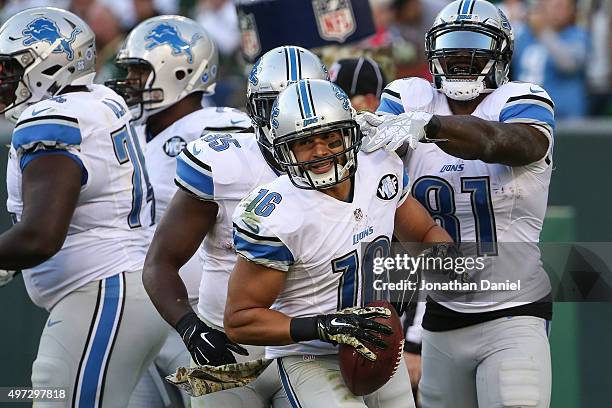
[{"xmin": 290, "ymin": 130, "xmax": 345, "ymax": 174}]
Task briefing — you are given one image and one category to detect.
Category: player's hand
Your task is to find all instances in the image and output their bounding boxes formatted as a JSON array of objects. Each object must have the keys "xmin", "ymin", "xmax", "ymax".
[
  {"xmin": 316, "ymin": 306, "xmax": 393, "ymax": 361},
  {"xmin": 0, "ymin": 269, "xmax": 17, "ymax": 287},
  {"xmin": 357, "ymin": 111, "xmax": 443, "ymax": 153},
  {"xmin": 175, "ymin": 312, "xmax": 249, "ymax": 366}
]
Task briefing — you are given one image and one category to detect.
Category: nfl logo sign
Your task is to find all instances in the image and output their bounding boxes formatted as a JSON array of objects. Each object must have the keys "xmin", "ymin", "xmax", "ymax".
[
  {"xmin": 238, "ymin": 11, "xmax": 261, "ymax": 61},
  {"xmin": 312, "ymin": 0, "xmax": 356, "ymax": 42}
]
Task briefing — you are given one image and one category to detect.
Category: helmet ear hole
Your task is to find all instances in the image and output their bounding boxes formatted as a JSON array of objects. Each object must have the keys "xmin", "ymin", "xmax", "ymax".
[
  {"xmin": 41, "ymin": 65, "xmax": 61, "ymax": 76},
  {"xmin": 175, "ymin": 70, "xmax": 185, "ymax": 80}
]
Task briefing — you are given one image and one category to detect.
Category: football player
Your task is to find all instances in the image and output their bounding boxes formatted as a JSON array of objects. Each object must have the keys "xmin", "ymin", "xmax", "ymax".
[
  {"xmin": 0, "ymin": 7, "xmax": 168, "ymax": 407},
  {"xmin": 106, "ymin": 15, "xmax": 250, "ymax": 407},
  {"xmin": 225, "ymin": 79, "xmax": 453, "ymax": 408},
  {"xmin": 142, "ymin": 46, "xmax": 329, "ymax": 407},
  {"xmin": 358, "ymin": 0, "xmax": 554, "ymax": 406}
]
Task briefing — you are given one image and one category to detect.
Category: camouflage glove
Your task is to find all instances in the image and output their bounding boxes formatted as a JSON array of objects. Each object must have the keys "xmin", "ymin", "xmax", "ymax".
[
  {"xmin": 316, "ymin": 306, "xmax": 392, "ymax": 361},
  {"xmin": 166, "ymin": 358, "xmax": 273, "ymax": 397}
]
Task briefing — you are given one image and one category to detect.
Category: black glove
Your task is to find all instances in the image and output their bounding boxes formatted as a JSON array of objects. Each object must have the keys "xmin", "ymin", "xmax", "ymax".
[
  {"xmin": 291, "ymin": 306, "xmax": 393, "ymax": 361},
  {"xmin": 175, "ymin": 312, "xmax": 249, "ymax": 366}
]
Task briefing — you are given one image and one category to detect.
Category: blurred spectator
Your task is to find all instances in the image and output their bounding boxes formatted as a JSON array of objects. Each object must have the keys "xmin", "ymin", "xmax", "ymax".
[
  {"xmin": 388, "ymin": 0, "xmax": 447, "ymax": 81},
  {"xmin": 1, "ymin": 0, "xmax": 70, "ymax": 22},
  {"xmin": 587, "ymin": 0, "xmax": 611, "ymax": 116},
  {"xmin": 196, "ymin": 0, "xmax": 240, "ymax": 56},
  {"xmin": 367, "ymin": 0, "xmax": 395, "ymax": 48},
  {"xmin": 196, "ymin": 0, "xmax": 244, "ymax": 107},
  {"xmin": 329, "ymin": 56, "xmax": 387, "ymax": 112},
  {"xmin": 513, "ymin": 0, "xmax": 590, "ymax": 119},
  {"xmin": 80, "ymin": 1, "xmax": 124, "ymax": 83},
  {"xmin": 498, "ymin": 0, "xmax": 527, "ymax": 26},
  {"xmin": 100, "ymin": 0, "xmax": 179, "ymax": 31}
]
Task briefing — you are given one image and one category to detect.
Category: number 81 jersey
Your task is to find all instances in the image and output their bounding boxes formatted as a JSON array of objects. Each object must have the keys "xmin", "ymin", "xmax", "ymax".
[
  {"xmin": 6, "ymin": 85, "xmax": 152, "ymax": 310},
  {"xmin": 233, "ymin": 150, "xmax": 409, "ymax": 359},
  {"xmin": 378, "ymin": 77, "xmax": 554, "ymax": 312}
]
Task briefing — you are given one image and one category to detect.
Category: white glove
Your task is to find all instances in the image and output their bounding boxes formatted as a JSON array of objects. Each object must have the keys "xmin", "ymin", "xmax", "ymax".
[
  {"xmin": 0, "ymin": 269, "xmax": 16, "ymax": 287},
  {"xmin": 357, "ymin": 111, "xmax": 437, "ymax": 153}
]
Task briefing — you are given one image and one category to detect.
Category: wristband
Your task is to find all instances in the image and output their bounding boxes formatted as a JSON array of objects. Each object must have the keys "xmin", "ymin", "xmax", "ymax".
[{"xmin": 289, "ymin": 316, "xmax": 319, "ymax": 342}]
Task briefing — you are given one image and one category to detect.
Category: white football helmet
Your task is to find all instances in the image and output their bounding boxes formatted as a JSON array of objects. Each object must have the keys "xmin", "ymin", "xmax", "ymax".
[
  {"xmin": 0, "ymin": 7, "xmax": 96, "ymax": 122},
  {"xmin": 247, "ymin": 46, "xmax": 329, "ymax": 155},
  {"xmin": 426, "ymin": 0, "xmax": 514, "ymax": 101},
  {"xmin": 107, "ymin": 15, "xmax": 218, "ymax": 123},
  {"xmin": 270, "ymin": 79, "xmax": 361, "ymax": 190}
]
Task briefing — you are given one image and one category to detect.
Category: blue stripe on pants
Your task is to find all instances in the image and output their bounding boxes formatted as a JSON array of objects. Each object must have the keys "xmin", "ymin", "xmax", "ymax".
[
  {"xmin": 277, "ymin": 358, "xmax": 303, "ymax": 408},
  {"xmin": 77, "ymin": 274, "xmax": 123, "ymax": 407}
]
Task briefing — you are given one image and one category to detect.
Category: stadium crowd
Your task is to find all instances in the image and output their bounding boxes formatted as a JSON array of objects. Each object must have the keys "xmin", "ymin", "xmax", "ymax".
[{"xmin": 0, "ymin": 0, "xmax": 608, "ymax": 118}]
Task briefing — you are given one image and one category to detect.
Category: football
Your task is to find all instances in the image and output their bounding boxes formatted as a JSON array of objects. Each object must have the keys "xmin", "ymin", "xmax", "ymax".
[{"xmin": 338, "ymin": 300, "xmax": 404, "ymax": 396}]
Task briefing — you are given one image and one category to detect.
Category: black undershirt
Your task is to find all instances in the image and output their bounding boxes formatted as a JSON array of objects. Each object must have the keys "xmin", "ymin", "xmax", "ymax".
[{"xmin": 422, "ymin": 294, "xmax": 553, "ymax": 331}]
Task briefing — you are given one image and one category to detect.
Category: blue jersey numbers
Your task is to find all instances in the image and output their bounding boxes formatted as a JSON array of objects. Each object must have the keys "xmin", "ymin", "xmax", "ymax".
[
  {"xmin": 245, "ymin": 188, "xmax": 282, "ymax": 217},
  {"xmin": 332, "ymin": 236, "xmax": 391, "ymax": 310},
  {"xmin": 111, "ymin": 125, "xmax": 154, "ymax": 228},
  {"xmin": 412, "ymin": 176, "xmax": 498, "ymax": 255}
]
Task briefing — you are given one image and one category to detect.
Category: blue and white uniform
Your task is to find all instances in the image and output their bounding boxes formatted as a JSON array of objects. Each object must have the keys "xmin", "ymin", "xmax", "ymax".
[
  {"xmin": 378, "ymin": 77, "xmax": 554, "ymax": 408},
  {"xmin": 6, "ymin": 85, "xmax": 168, "ymax": 408},
  {"xmin": 128, "ymin": 106, "xmax": 250, "ymax": 408},
  {"xmin": 174, "ymin": 131, "xmax": 288, "ymax": 408},
  {"xmin": 8, "ymin": 85, "xmax": 153, "ymax": 309},
  {"xmin": 232, "ymin": 150, "xmax": 415, "ymax": 408},
  {"xmin": 142, "ymin": 106, "xmax": 250, "ymax": 299}
]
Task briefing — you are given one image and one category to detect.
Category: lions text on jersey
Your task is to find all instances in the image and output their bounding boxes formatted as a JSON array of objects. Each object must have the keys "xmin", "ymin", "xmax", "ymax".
[
  {"xmin": 7, "ymin": 85, "xmax": 152, "ymax": 309},
  {"xmin": 233, "ymin": 150, "xmax": 409, "ymax": 359},
  {"xmin": 378, "ymin": 77, "xmax": 554, "ymax": 313},
  {"xmin": 174, "ymin": 131, "xmax": 279, "ymax": 327},
  {"xmin": 142, "ymin": 106, "xmax": 249, "ymax": 299}
]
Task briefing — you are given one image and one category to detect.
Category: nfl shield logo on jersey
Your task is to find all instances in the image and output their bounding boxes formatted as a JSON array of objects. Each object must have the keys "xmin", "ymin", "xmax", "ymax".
[
  {"xmin": 163, "ymin": 136, "xmax": 187, "ymax": 157},
  {"xmin": 312, "ymin": 0, "xmax": 356, "ymax": 42},
  {"xmin": 376, "ymin": 174, "xmax": 398, "ymax": 200},
  {"xmin": 238, "ymin": 11, "xmax": 261, "ymax": 61}
]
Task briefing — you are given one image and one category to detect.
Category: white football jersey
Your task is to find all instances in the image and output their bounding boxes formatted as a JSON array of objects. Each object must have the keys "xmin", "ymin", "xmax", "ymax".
[
  {"xmin": 174, "ymin": 132, "xmax": 279, "ymax": 326},
  {"xmin": 233, "ymin": 150, "xmax": 409, "ymax": 359},
  {"xmin": 378, "ymin": 78, "xmax": 554, "ymax": 312},
  {"xmin": 142, "ymin": 106, "xmax": 249, "ymax": 299},
  {"xmin": 6, "ymin": 85, "xmax": 152, "ymax": 310}
]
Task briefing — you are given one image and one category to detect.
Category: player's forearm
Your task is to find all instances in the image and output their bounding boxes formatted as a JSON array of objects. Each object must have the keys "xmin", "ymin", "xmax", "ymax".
[
  {"xmin": 421, "ymin": 224, "xmax": 453, "ymax": 244},
  {"xmin": 224, "ymin": 307, "xmax": 293, "ymax": 346},
  {"xmin": 432, "ymin": 115, "xmax": 545, "ymax": 166},
  {"xmin": 142, "ymin": 260, "xmax": 193, "ymax": 327},
  {"xmin": 0, "ymin": 223, "xmax": 63, "ymax": 269}
]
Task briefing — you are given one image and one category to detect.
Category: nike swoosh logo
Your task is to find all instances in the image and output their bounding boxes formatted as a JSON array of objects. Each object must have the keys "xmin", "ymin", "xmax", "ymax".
[
  {"xmin": 230, "ymin": 119, "xmax": 246, "ymax": 125},
  {"xmin": 192, "ymin": 143, "xmax": 202, "ymax": 155},
  {"xmin": 32, "ymin": 107, "xmax": 51, "ymax": 116},
  {"xmin": 200, "ymin": 332, "xmax": 216, "ymax": 349},
  {"xmin": 530, "ymin": 86, "xmax": 544, "ymax": 93},
  {"xmin": 242, "ymin": 220, "xmax": 260, "ymax": 234},
  {"xmin": 330, "ymin": 318, "xmax": 352, "ymax": 327},
  {"xmin": 47, "ymin": 319, "xmax": 62, "ymax": 328}
]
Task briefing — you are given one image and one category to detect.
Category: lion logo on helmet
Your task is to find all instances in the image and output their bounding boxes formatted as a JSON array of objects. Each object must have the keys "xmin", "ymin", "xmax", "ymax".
[
  {"xmin": 144, "ymin": 23, "xmax": 202, "ymax": 64},
  {"xmin": 22, "ymin": 17, "xmax": 82, "ymax": 61}
]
